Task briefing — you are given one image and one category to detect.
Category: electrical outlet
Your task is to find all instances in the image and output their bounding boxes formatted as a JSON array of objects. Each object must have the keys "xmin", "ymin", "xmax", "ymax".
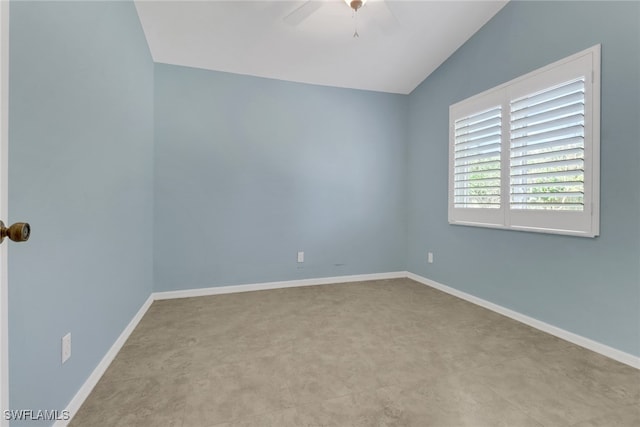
[
  {"xmin": 62, "ymin": 333, "xmax": 71, "ymax": 364},
  {"xmin": 428, "ymin": 252, "xmax": 434, "ymax": 264},
  {"xmin": 297, "ymin": 251, "xmax": 304, "ymax": 263}
]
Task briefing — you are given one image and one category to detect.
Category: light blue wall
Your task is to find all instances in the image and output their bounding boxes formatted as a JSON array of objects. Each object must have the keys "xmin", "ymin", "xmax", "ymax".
[
  {"xmin": 9, "ymin": 1, "xmax": 154, "ymax": 423},
  {"xmin": 154, "ymin": 64, "xmax": 407, "ymax": 291},
  {"xmin": 5, "ymin": 0, "xmax": 639, "ymax": 424},
  {"xmin": 407, "ymin": 1, "xmax": 640, "ymax": 356}
]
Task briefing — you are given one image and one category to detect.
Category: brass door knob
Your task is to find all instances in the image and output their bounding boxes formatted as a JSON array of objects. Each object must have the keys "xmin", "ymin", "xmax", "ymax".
[{"xmin": 0, "ymin": 220, "xmax": 30, "ymax": 244}]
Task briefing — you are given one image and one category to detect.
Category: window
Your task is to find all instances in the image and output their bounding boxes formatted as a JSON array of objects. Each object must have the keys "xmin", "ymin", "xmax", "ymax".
[{"xmin": 449, "ymin": 45, "xmax": 600, "ymax": 237}]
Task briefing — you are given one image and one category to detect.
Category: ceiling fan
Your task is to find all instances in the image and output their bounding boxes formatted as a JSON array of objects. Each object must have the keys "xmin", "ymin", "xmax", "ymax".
[{"xmin": 283, "ymin": 0, "xmax": 399, "ymax": 36}]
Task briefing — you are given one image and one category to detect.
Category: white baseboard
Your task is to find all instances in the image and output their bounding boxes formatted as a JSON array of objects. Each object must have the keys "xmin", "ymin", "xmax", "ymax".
[
  {"xmin": 406, "ymin": 272, "xmax": 640, "ymax": 370},
  {"xmin": 58, "ymin": 269, "xmax": 639, "ymax": 426},
  {"xmin": 54, "ymin": 295, "xmax": 154, "ymax": 427},
  {"xmin": 57, "ymin": 271, "xmax": 404, "ymax": 425},
  {"xmin": 153, "ymin": 271, "xmax": 407, "ymax": 300}
]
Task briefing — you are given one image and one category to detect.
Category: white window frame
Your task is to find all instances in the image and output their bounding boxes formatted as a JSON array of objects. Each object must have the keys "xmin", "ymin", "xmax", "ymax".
[{"xmin": 448, "ymin": 45, "xmax": 600, "ymax": 238}]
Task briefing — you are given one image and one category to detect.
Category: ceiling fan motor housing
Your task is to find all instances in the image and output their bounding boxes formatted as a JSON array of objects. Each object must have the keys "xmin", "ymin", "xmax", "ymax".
[{"xmin": 349, "ymin": 0, "xmax": 364, "ymax": 12}]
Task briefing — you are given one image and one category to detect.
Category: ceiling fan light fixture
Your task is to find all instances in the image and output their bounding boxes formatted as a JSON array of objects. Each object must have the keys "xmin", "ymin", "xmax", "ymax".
[{"xmin": 344, "ymin": 0, "xmax": 367, "ymax": 12}]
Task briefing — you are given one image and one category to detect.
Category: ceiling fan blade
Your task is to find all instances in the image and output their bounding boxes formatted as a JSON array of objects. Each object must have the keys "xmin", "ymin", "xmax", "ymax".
[
  {"xmin": 368, "ymin": 0, "xmax": 400, "ymax": 35},
  {"xmin": 283, "ymin": 1, "xmax": 324, "ymax": 27}
]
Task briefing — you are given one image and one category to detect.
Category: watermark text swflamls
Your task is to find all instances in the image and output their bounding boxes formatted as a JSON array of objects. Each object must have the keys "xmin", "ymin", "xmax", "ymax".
[{"xmin": 4, "ymin": 409, "xmax": 70, "ymax": 421}]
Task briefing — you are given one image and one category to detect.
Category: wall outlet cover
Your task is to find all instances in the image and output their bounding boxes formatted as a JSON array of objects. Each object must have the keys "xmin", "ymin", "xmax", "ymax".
[{"xmin": 62, "ymin": 333, "xmax": 71, "ymax": 364}]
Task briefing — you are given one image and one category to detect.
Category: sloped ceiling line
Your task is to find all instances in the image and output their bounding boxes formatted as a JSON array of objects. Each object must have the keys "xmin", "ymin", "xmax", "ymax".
[{"xmin": 135, "ymin": 0, "xmax": 509, "ymax": 94}]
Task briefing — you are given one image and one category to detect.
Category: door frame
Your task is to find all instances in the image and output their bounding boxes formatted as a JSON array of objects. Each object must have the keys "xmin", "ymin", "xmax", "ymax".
[{"xmin": 1, "ymin": 1, "xmax": 9, "ymax": 424}]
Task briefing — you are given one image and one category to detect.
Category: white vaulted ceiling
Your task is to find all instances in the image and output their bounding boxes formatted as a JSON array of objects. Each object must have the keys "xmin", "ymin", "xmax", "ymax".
[{"xmin": 135, "ymin": 0, "xmax": 508, "ymax": 94}]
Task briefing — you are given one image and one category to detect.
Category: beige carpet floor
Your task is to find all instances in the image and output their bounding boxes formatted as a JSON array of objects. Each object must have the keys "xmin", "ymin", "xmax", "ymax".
[{"xmin": 70, "ymin": 278, "xmax": 640, "ymax": 426}]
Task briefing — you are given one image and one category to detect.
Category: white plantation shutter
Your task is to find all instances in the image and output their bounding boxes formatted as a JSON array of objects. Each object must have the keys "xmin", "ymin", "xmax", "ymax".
[
  {"xmin": 449, "ymin": 89, "xmax": 506, "ymax": 227},
  {"xmin": 510, "ymin": 78, "xmax": 585, "ymax": 211},
  {"xmin": 454, "ymin": 106, "xmax": 502, "ymax": 209},
  {"xmin": 449, "ymin": 45, "xmax": 600, "ymax": 237}
]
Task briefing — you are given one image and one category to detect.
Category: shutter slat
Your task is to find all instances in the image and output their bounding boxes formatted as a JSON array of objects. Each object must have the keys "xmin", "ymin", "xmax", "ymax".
[
  {"xmin": 511, "ymin": 158, "xmax": 583, "ymax": 173},
  {"xmin": 456, "ymin": 166, "xmax": 500, "ymax": 175},
  {"xmin": 454, "ymin": 186, "xmax": 500, "ymax": 197},
  {"xmin": 455, "ymin": 116, "xmax": 501, "ymax": 137},
  {"xmin": 455, "ymin": 107, "xmax": 501, "ymax": 128},
  {"xmin": 511, "ymin": 191, "xmax": 583, "ymax": 199},
  {"xmin": 511, "ymin": 169, "xmax": 584, "ymax": 182},
  {"xmin": 454, "ymin": 134, "xmax": 501, "ymax": 152},
  {"xmin": 511, "ymin": 203, "xmax": 584, "ymax": 210},
  {"xmin": 455, "ymin": 171, "xmax": 501, "ymax": 179},
  {"xmin": 455, "ymin": 189, "xmax": 501, "ymax": 197},
  {"xmin": 511, "ymin": 79, "xmax": 584, "ymax": 112},
  {"xmin": 454, "ymin": 177, "xmax": 500, "ymax": 188},
  {"xmin": 511, "ymin": 92, "xmax": 584, "ymax": 121},
  {"xmin": 511, "ymin": 136, "xmax": 583, "ymax": 156},
  {"xmin": 511, "ymin": 147, "xmax": 584, "ymax": 163},
  {"xmin": 454, "ymin": 197, "xmax": 500, "ymax": 204},
  {"xmin": 455, "ymin": 142, "xmax": 501, "ymax": 158},
  {"xmin": 455, "ymin": 160, "xmax": 501, "ymax": 172},
  {"xmin": 511, "ymin": 102, "xmax": 584, "ymax": 129},
  {"xmin": 457, "ymin": 198, "xmax": 503, "ymax": 203},
  {"xmin": 455, "ymin": 151, "xmax": 500, "ymax": 165},
  {"xmin": 511, "ymin": 125, "xmax": 584, "ymax": 147},
  {"xmin": 455, "ymin": 125, "xmax": 501, "ymax": 143},
  {"xmin": 511, "ymin": 114, "xmax": 584, "ymax": 138},
  {"xmin": 511, "ymin": 180, "xmax": 583, "ymax": 189}
]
